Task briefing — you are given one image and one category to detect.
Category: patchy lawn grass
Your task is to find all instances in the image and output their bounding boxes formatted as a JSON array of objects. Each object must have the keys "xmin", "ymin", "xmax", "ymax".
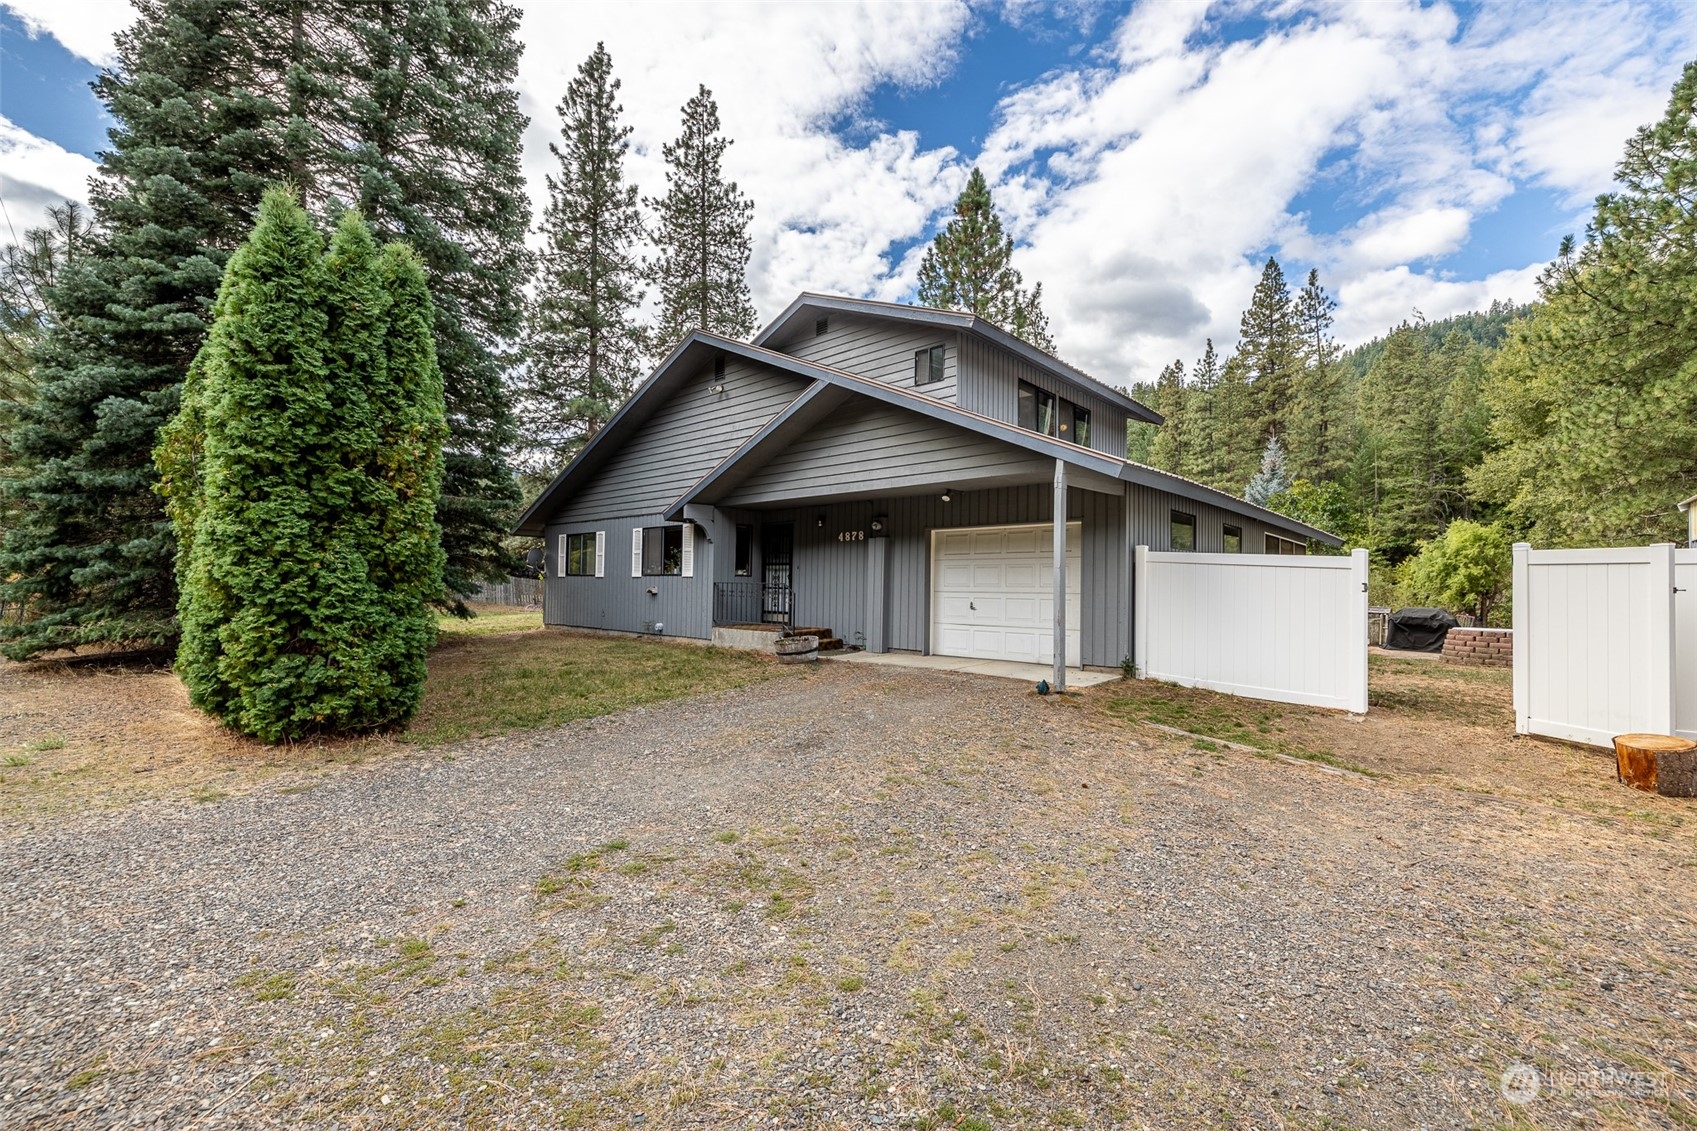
[
  {"xmin": 403, "ymin": 632, "xmax": 790, "ymax": 747},
  {"xmin": 0, "ymin": 617, "xmax": 787, "ymax": 822},
  {"xmin": 436, "ymin": 601, "xmax": 542, "ymax": 638}
]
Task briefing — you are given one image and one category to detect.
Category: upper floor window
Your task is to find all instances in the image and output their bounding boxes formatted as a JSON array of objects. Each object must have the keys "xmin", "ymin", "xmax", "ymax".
[
  {"xmin": 1018, "ymin": 381, "xmax": 1057, "ymax": 435},
  {"xmin": 914, "ymin": 344, "xmax": 945, "ymax": 385},
  {"xmin": 1171, "ymin": 510, "xmax": 1196, "ymax": 552},
  {"xmin": 1266, "ymin": 534, "xmax": 1306, "ymax": 555},
  {"xmin": 1222, "ymin": 524, "xmax": 1243, "ymax": 554},
  {"xmin": 1069, "ymin": 405, "xmax": 1091, "ymax": 448}
]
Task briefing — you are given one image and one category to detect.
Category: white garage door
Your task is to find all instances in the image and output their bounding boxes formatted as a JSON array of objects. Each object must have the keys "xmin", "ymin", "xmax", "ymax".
[{"xmin": 932, "ymin": 522, "xmax": 1081, "ymax": 665}]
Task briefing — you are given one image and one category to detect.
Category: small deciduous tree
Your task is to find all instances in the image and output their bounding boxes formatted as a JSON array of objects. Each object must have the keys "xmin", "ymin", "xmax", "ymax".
[
  {"xmin": 1400, "ymin": 520, "xmax": 1512, "ymax": 624},
  {"xmin": 156, "ymin": 190, "xmax": 446, "ymax": 741}
]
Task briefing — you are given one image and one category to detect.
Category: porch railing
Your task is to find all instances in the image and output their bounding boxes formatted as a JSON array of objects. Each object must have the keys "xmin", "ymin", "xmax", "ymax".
[{"xmin": 713, "ymin": 580, "xmax": 789, "ymax": 627}]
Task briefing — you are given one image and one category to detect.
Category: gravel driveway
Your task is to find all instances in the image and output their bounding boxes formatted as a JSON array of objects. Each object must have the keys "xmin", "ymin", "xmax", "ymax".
[{"xmin": 3, "ymin": 661, "xmax": 1693, "ymax": 1128}]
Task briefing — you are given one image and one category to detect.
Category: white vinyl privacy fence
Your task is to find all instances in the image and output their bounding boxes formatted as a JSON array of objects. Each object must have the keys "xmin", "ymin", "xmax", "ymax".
[
  {"xmin": 1133, "ymin": 547, "xmax": 1369, "ymax": 714},
  {"xmin": 1513, "ymin": 543, "xmax": 1696, "ymax": 746}
]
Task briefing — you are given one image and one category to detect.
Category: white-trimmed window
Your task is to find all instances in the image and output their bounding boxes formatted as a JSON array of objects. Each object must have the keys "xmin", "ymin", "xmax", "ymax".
[
  {"xmin": 914, "ymin": 344, "xmax": 945, "ymax": 385},
  {"xmin": 638, "ymin": 524, "xmax": 695, "ymax": 577},
  {"xmin": 1265, "ymin": 534, "xmax": 1306, "ymax": 555},
  {"xmin": 561, "ymin": 532, "xmax": 595, "ymax": 576}
]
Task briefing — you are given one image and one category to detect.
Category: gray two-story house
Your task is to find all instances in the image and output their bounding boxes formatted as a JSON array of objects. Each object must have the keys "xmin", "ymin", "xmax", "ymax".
[{"xmin": 514, "ymin": 293, "xmax": 1337, "ymax": 670}]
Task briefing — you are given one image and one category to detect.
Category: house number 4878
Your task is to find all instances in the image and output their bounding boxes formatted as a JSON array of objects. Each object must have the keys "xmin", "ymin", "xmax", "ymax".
[{"xmin": 837, "ymin": 530, "xmax": 866, "ymax": 542}]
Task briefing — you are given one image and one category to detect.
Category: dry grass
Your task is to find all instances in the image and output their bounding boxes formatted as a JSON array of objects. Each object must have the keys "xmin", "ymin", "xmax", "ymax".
[{"xmin": 0, "ymin": 609, "xmax": 788, "ymax": 825}]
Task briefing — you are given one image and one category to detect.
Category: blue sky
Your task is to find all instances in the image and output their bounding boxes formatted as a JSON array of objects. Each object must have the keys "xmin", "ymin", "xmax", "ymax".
[{"xmin": 2, "ymin": 0, "xmax": 1694, "ymax": 381}]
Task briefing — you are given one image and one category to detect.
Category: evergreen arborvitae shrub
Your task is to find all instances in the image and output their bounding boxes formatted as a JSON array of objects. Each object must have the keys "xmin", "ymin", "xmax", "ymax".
[{"xmin": 157, "ymin": 189, "xmax": 446, "ymax": 742}]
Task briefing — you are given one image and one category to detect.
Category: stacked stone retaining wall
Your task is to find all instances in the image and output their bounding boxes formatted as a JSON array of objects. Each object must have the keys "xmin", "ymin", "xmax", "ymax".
[{"xmin": 1442, "ymin": 627, "xmax": 1512, "ymax": 669}]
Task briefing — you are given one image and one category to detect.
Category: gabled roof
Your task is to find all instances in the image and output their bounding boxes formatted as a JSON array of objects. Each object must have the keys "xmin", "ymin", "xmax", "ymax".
[
  {"xmin": 514, "ymin": 327, "xmax": 1338, "ymax": 543},
  {"xmin": 754, "ymin": 292, "xmax": 1163, "ymax": 426}
]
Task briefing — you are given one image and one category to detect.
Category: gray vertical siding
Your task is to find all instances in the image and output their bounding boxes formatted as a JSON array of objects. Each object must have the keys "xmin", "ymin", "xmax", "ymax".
[
  {"xmin": 541, "ymin": 513, "xmax": 714, "ymax": 639},
  {"xmin": 542, "ymin": 479, "xmax": 1308, "ymax": 661},
  {"xmin": 720, "ymin": 398, "xmax": 1052, "ymax": 507},
  {"xmin": 763, "ymin": 483, "xmax": 1125, "ymax": 666},
  {"xmin": 956, "ymin": 336, "xmax": 1131, "ymax": 457},
  {"xmin": 550, "ymin": 357, "xmax": 808, "ymax": 524},
  {"xmin": 1127, "ymin": 484, "xmax": 1287, "ymax": 553},
  {"xmin": 773, "ymin": 314, "xmax": 960, "ymax": 401}
]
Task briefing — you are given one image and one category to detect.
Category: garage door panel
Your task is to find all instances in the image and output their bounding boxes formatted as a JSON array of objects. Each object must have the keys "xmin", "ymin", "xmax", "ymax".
[
  {"xmin": 939, "ymin": 562, "xmax": 975, "ymax": 587},
  {"xmin": 933, "ymin": 522, "xmax": 1083, "ymax": 665},
  {"xmin": 1004, "ymin": 597, "xmax": 1039, "ymax": 624},
  {"xmin": 999, "ymin": 632, "xmax": 1040, "ymax": 661},
  {"xmin": 939, "ymin": 532, "xmax": 974, "ymax": 555},
  {"xmin": 939, "ymin": 596, "xmax": 975, "ymax": 620},
  {"xmin": 1004, "ymin": 530, "xmax": 1040, "ymax": 554}
]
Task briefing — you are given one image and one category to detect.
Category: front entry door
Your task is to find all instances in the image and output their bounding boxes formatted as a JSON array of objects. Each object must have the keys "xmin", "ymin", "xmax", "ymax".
[{"xmin": 761, "ymin": 523, "xmax": 793, "ymax": 624}]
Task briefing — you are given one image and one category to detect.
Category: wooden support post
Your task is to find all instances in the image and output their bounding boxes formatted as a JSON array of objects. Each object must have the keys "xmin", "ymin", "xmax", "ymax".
[{"xmin": 1053, "ymin": 458, "xmax": 1067, "ymax": 694}]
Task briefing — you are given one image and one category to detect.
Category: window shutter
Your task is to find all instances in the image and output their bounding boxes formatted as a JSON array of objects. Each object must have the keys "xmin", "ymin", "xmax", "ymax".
[
  {"xmin": 594, "ymin": 531, "xmax": 605, "ymax": 577},
  {"xmin": 631, "ymin": 527, "xmax": 643, "ymax": 577},
  {"xmin": 681, "ymin": 523, "xmax": 695, "ymax": 577},
  {"xmin": 558, "ymin": 533, "xmax": 568, "ymax": 578}
]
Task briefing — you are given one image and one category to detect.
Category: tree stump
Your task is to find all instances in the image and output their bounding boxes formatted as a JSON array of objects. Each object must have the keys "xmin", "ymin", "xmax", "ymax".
[
  {"xmin": 1657, "ymin": 744, "xmax": 1697, "ymax": 798},
  {"xmin": 1612, "ymin": 733, "xmax": 1697, "ymax": 795}
]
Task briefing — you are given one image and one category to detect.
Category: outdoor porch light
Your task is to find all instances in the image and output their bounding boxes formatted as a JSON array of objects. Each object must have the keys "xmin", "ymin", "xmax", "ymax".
[
  {"xmin": 870, "ymin": 517, "xmax": 885, "ymax": 532},
  {"xmin": 816, "ymin": 514, "xmax": 825, "ymax": 527},
  {"xmin": 941, "ymin": 488, "xmax": 953, "ymax": 503}
]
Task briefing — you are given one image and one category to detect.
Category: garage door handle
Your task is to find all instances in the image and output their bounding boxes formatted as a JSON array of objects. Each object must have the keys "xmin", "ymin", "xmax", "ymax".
[{"xmin": 969, "ymin": 601, "xmax": 976, "ymax": 611}]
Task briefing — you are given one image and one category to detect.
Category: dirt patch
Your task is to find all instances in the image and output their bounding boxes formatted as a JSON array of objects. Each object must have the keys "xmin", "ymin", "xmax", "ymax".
[
  {"xmin": 1092, "ymin": 654, "xmax": 1680, "ymax": 833},
  {"xmin": 0, "ymin": 613, "xmax": 785, "ymax": 826}
]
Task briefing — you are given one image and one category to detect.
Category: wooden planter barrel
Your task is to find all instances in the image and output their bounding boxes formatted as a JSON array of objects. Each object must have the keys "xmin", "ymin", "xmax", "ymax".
[
  {"xmin": 774, "ymin": 634, "xmax": 819, "ymax": 664},
  {"xmin": 1613, "ymin": 733, "xmax": 1697, "ymax": 796}
]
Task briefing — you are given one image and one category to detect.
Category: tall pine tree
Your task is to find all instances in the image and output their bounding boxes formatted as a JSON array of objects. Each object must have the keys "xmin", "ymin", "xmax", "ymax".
[
  {"xmin": 648, "ymin": 85, "xmax": 756, "ymax": 348},
  {"xmin": 1235, "ymin": 257, "xmax": 1302, "ymax": 443},
  {"xmin": 1287, "ymin": 268, "xmax": 1352, "ymax": 482},
  {"xmin": 1471, "ymin": 61, "xmax": 1697, "ymax": 546},
  {"xmin": 916, "ymin": 167, "xmax": 1053, "ymax": 351},
  {"xmin": 1147, "ymin": 360, "xmax": 1189, "ymax": 474},
  {"xmin": 0, "ymin": 1, "xmax": 297, "ymax": 658},
  {"xmin": 0, "ymin": 0, "xmax": 533, "ymax": 657},
  {"xmin": 518, "ymin": 43, "xmax": 645, "ymax": 475},
  {"xmin": 324, "ymin": 0, "xmax": 531, "ymax": 603},
  {"xmin": 157, "ymin": 191, "xmax": 445, "ymax": 741}
]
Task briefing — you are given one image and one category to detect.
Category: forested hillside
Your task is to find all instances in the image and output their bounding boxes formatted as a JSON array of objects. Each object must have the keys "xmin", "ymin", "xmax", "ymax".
[{"xmin": 1128, "ymin": 58, "xmax": 1697, "ymax": 592}]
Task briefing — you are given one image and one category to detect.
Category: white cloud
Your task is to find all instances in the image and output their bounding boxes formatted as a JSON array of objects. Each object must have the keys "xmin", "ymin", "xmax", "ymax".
[
  {"xmin": 7, "ymin": 0, "xmax": 1695, "ymax": 386},
  {"xmin": 0, "ymin": 116, "xmax": 97, "ymax": 235},
  {"xmin": 514, "ymin": 1, "xmax": 972, "ymax": 321},
  {"xmin": 1, "ymin": 0, "xmax": 132, "ymax": 65},
  {"xmin": 975, "ymin": 0, "xmax": 1697, "ymax": 383}
]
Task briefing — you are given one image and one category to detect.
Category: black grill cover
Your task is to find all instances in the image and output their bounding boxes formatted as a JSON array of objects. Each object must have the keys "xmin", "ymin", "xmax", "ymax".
[{"xmin": 1385, "ymin": 607, "xmax": 1459, "ymax": 652}]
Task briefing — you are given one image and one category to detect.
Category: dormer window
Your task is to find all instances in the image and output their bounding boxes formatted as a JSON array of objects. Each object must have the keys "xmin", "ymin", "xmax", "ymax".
[{"xmin": 914, "ymin": 344, "xmax": 945, "ymax": 385}]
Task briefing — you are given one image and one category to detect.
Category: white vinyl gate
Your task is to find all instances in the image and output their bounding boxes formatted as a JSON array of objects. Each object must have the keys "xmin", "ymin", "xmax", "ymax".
[
  {"xmin": 1133, "ymin": 547, "xmax": 1369, "ymax": 714},
  {"xmin": 1512, "ymin": 542, "xmax": 1695, "ymax": 746}
]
